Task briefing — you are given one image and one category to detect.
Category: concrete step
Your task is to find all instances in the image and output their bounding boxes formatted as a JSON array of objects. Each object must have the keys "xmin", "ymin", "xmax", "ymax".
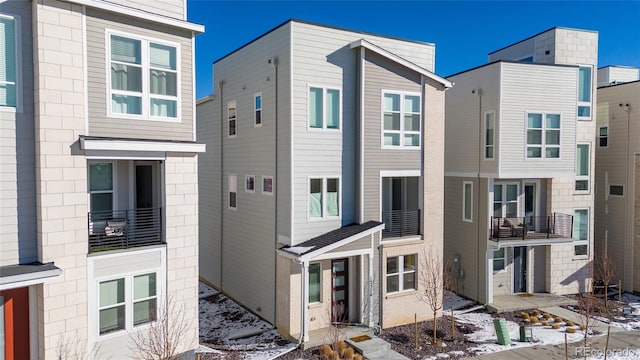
[{"xmin": 346, "ymin": 336, "xmax": 390, "ymax": 356}]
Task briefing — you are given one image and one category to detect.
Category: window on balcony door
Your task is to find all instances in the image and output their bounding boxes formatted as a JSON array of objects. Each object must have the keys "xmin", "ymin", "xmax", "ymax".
[
  {"xmin": 463, "ymin": 181, "xmax": 473, "ymax": 222},
  {"xmin": 386, "ymin": 254, "xmax": 416, "ymax": 293},
  {"xmin": 228, "ymin": 175, "xmax": 237, "ymax": 209},
  {"xmin": 575, "ymin": 143, "xmax": 590, "ymax": 192},
  {"xmin": 0, "ymin": 14, "xmax": 18, "ymax": 109},
  {"xmin": 526, "ymin": 113, "xmax": 560, "ymax": 158},
  {"xmin": 309, "ymin": 86, "xmax": 340, "ymax": 129},
  {"xmin": 578, "ymin": 66, "xmax": 592, "ymax": 119},
  {"xmin": 99, "ymin": 273, "xmax": 157, "ymax": 336},
  {"xmin": 493, "ymin": 184, "xmax": 518, "ymax": 219},
  {"xmin": 308, "ymin": 263, "xmax": 321, "ymax": 303},
  {"xmin": 245, "ymin": 175, "xmax": 255, "ymax": 193},
  {"xmin": 573, "ymin": 209, "xmax": 589, "ymax": 256},
  {"xmin": 89, "ymin": 162, "xmax": 114, "ymax": 220},
  {"xmin": 598, "ymin": 126, "xmax": 608, "ymax": 147},
  {"xmin": 493, "ymin": 248, "xmax": 505, "ymax": 271},
  {"xmin": 484, "ymin": 112, "xmax": 495, "ymax": 159},
  {"xmin": 254, "ymin": 93, "xmax": 262, "ymax": 126},
  {"xmin": 228, "ymin": 101, "xmax": 236, "ymax": 137},
  {"xmin": 381, "ymin": 176, "xmax": 420, "ymax": 237},
  {"xmin": 309, "ymin": 177, "xmax": 339, "ymax": 219},
  {"xmin": 382, "ymin": 92, "xmax": 421, "ymax": 148},
  {"xmin": 109, "ymin": 33, "xmax": 179, "ymax": 119}
]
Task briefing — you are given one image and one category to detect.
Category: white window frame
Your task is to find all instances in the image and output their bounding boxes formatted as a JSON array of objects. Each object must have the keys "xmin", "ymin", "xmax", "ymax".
[
  {"xmin": 598, "ymin": 126, "xmax": 608, "ymax": 147},
  {"xmin": 493, "ymin": 183, "xmax": 520, "ymax": 218},
  {"xmin": 0, "ymin": 13, "xmax": 21, "ymax": 112},
  {"xmin": 228, "ymin": 174, "xmax": 237, "ymax": 209},
  {"xmin": 525, "ymin": 112, "xmax": 561, "ymax": 159},
  {"xmin": 254, "ymin": 93, "xmax": 262, "ymax": 127},
  {"xmin": 245, "ymin": 175, "xmax": 255, "ymax": 193},
  {"xmin": 308, "ymin": 262, "xmax": 322, "ymax": 304},
  {"xmin": 573, "ymin": 208, "xmax": 589, "ymax": 257},
  {"xmin": 381, "ymin": 90, "xmax": 422, "ymax": 149},
  {"xmin": 308, "ymin": 176, "xmax": 341, "ymax": 220},
  {"xmin": 307, "ymin": 85, "xmax": 341, "ymax": 130},
  {"xmin": 262, "ymin": 176, "xmax": 273, "ymax": 195},
  {"xmin": 484, "ymin": 111, "xmax": 495, "ymax": 160},
  {"xmin": 575, "ymin": 143, "xmax": 590, "ymax": 193},
  {"xmin": 88, "ymin": 161, "xmax": 117, "ymax": 220},
  {"xmin": 386, "ymin": 254, "xmax": 417, "ymax": 294},
  {"xmin": 493, "ymin": 248, "xmax": 506, "ymax": 272},
  {"xmin": 577, "ymin": 65, "xmax": 593, "ymax": 120},
  {"xmin": 106, "ymin": 29, "xmax": 181, "ymax": 122},
  {"xmin": 609, "ymin": 185, "xmax": 624, "ymax": 197},
  {"xmin": 462, "ymin": 181, "xmax": 473, "ymax": 222},
  {"xmin": 227, "ymin": 100, "xmax": 237, "ymax": 138}
]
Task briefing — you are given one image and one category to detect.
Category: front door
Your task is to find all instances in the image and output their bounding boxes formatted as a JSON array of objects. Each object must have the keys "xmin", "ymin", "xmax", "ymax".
[
  {"xmin": 513, "ymin": 247, "xmax": 527, "ymax": 293},
  {"xmin": 331, "ymin": 259, "xmax": 348, "ymax": 323}
]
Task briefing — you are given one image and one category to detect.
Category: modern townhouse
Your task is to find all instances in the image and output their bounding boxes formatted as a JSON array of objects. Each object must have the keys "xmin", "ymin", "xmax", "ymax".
[
  {"xmin": 197, "ymin": 19, "xmax": 451, "ymax": 343},
  {"xmin": 443, "ymin": 27, "xmax": 597, "ymax": 308},
  {"xmin": 594, "ymin": 66, "xmax": 640, "ymax": 293},
  {"xmin": 0, "ymin": 0, "xmax": 203, "ymax": 358}
]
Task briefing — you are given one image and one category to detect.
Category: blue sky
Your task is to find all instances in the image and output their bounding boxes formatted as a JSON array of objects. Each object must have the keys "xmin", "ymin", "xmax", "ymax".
[{"xmin": 188, "ymin": 0, "xmax": 640, "ymax": 99}]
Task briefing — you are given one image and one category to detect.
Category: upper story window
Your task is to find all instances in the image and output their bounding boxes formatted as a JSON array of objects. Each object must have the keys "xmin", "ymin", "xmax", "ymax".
[
  {"xmin": 526, "ymin": 113, "xmax": 560, "ymax": 158},
  {"xmin": 245, "ymin": 175, "xmax": 255, "ymax": 193},
  {"xmin": 575, "ymin": 143, "xmax": 590, "ymax": 192},
  {"xmin": 228, "ymin": 175, "xmax": 237, "ymax": 209},
  {"xmin": 254, "ymin": 93, "xmax": 262, "ymax": 127},
  {"xmin": 109, "ymin": 32, "xmax": 179, "ymax": 120},
  {"xmin": 89, "ymin": 162, "xmax": 114, "ymax": 220},
  {"xmin": 309, "ymin": 177, "xmax": 339, "ymax": 219},
  {"xmin": 262, "ymin": 176, "xmax": 273, "ymax": 194},
  {"xmin": 598, "ymin": 126, "xmax": 608, "ymax": 147},
  {"xmin": 309, "ymin": 86, "xmax": 340, "ymax": 130},
  {"xmin": 383, "ymin": 92, "xmax": 421, "ymax": 148},
  {"xmin": 463, "ymin": 181, "xmax": 473, "ymax": 222},
  {"xmin": 484, "ymin": 111, "xmax": 495, "ymax": 159},
  {"xmin": 228, "ymin": 101, "xmax": 237, "ymax": 137},
  {"xmin": 0, "ymin": 14, "xmax": 18, "ymax": 109},
  {"xmin": 578, "ymin": 66, "xmax": 592, "ymax": 119}
]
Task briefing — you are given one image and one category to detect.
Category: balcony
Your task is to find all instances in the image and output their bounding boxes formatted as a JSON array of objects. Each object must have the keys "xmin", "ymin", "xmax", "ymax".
[
  {"xmin": 382, "ymin": 209, "xmax": 420, "ymax": 238},
  {"xmin": 490, "ymin": 213, "xmax": 573, "ymax": 241},
  {"xmin": 88, "ymin": 208, "xmax": 164, "ymax": 253}
]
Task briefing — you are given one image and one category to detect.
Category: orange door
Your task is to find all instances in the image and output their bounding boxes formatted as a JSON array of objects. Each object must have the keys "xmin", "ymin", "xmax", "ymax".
[{"xmin": 1, "ymin": 287, "xmax": 30, "ymax": 360}]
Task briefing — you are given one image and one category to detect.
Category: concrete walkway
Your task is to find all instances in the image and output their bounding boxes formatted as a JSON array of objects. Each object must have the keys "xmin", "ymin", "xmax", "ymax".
[
  {"xmin": 539, "ymin": 306, "xmax": 625, "ymax": 333},
  {"xmin": 471, "ymin": 330, "xmax": 640, "ymax": 359},
  {"xmin": 488, "ymin": 294, "xmax": 578, "ymax": 313},
  {"xmin": 303, "ymin": 325, "xmax": 410, "ymax": 359}
]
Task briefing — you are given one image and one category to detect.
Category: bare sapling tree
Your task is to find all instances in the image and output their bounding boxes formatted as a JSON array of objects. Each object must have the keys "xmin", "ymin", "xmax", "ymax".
[
  {"xmin": 594, "ymin": 251, "xmax": 617, "ymax": 310},
  {"xmin": 417, "ymin": 248, "xmax": 445, "ymax": 345},
  {"xmin": 129, "ymin": 296, "xmax": 191, "ymax": 360},
  {"xmin": 57, "ymin": 331, "xmax": 104, "ymax": 360},
  {"xmin": 577, "ymin": 262, "xmax": 597, "ymax": 360}
]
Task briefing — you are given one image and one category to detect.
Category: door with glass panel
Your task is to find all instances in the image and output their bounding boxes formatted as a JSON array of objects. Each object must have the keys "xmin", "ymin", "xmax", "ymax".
[
  {"xmin": 494, "ymin": 183, "xmax": 519, "ymax": 237},
  {"xmin": 331, "ymin": 259, "xmax": 348, "ymax": 323}
]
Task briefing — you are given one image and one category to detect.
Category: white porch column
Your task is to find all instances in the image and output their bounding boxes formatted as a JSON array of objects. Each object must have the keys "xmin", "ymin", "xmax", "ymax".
[{"xmin": 302, "ymin": 261, "xmax": 309, "ymax": 342}]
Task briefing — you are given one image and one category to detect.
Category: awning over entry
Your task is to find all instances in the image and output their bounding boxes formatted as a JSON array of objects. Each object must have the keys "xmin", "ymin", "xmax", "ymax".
[{"xmin": 0, "ymin": 262, "xmax": 62, "ymax": 291}]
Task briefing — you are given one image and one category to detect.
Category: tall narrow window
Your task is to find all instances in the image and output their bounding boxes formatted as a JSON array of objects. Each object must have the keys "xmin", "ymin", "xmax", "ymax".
[
  {"xmin": 383, "ymin": 92, "xmax": 421, "ymax": 147},
  {"xmin": 254, "ymin": 93, "xmax": 262, "ymax": 126},
  {"xmin": 386, "ymin": 254, "xmax": 416, "ymax": 293},
  {"xmin": 228, "ymin": 175, "xmax": 237, "ymax": 209},
  {"xmin": 573, "ymin": 209, "xmax": 589, "ymax": 256},
  {"xmin": 463, "ymin": 181, "xmax": 473, "ymax": 222},
  {"xmin": 245, "ymin": 175, "xmax": 255, "ymax": 192},
  {"xmin": 149, "ymin": 43, "xmax": 177, "ymax": 117},
  {"xmin": 0, "ymin": 15, "xmax": 17, "ymax": 108},
  {"xmin": 309, "ymin": 87, "xmax": 340, "ymax": 129},
  {"xmin": 484, "ymin": 112, "xmax": 495, "ymax": 159},
  {"xmin": 99, "ymin": 278, "xmax": 125, "ymax": 335},
  {"xmin": 309, "ymin": 179, "xmax": 323, "ymax": 218},
  {"xmin": 578, "ymin": 66, "xmax": 592, "ymax": 119},
  {"xmin": 575, "ymin": 144, "xmax": 590, "ymax": 192},
  {"xmin": 308, "ymin": 263, "xmax": 321, "ymax": 303},
  {"xmin": 598, "ymin": 126, "xmax": 608, "ymax": 147},
  {"xmin": 133, "ymin": 273, "xmax": 157, "ymax": 326},
  {"xmin": 228, "ymin": 101, "xmax": 237, "ymax": 137},
  {"xmin": 526, "ymin": 113, "xmax": 560, "ymax": 158},
  {"xmin": 110, "ymin": 35, "xmax": 143, "ymax": 115},
  {"xmin": 493, "ymin": 248, "xmax": 505, "ymax": 271},
  {"xmin": 89, "ymin": 162, "xmax": 114, "ymax": 220}
]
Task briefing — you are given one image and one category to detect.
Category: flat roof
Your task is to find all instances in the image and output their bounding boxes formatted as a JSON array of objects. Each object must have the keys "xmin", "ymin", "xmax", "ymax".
[
  {"xmin": 488, "ymin": 26, "xmax": 597, "ymax": 56},
  {"xmin": 446, "ymin": 59, "xmax": 577, "ymax": 79}
]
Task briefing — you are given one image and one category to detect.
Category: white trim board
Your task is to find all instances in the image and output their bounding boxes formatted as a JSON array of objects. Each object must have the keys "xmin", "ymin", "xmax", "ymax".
[{"xmin": 80, "ymin": 137, "xmax": 206, "ymax": 153}]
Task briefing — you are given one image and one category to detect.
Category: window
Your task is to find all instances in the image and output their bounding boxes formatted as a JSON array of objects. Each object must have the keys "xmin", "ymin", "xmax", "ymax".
[
  {"xmin": 484, "ymin": 112, "xmax": 495, "ymax": 159},
  {"xmin": 245, "ymin": 175, "xmax": 255, "ymax": 192},
  {"xmin": 526, "ymin": 113, "xmax": 560, "ymax": 158},
  {"xmin": 463, "ymin": 181, "xmax": 473, "ymax": 222},
  {"xmin": 386, "ymin": 254, "xmax": 416, "ymax": 293},
  {"xmin": 89, "ymin": 162, "xmax": 114, "ymax": 220},
  {"xmin": 609, "ymin": 185, "xmax": 624, "ymax": 196},
  {"xmin": 493, "ymin": 248, "xmax": 505, "ymax": 271},
  {"xmin": 262, "ymin": 176, "xmax": 273, "ymax": 194},
  {"xmin": 0, "ymin": 15, "xmax": 17, "ymax": 108},
  {"xmin": 382, "ymin": 92, "xmax": 421, "ymax": 147},
  {"xmin": 575, "ymin": 143, "xmax": 590, "ymax": 192},
  {"xmin": 598, "ymin": 126, "xmax": 608, "ymax": 147},
  {"xmin": 99, "ymin": 273, "xmax": 157, "ymax": 336},
  {"xmin": 228, "ymin": 101, "xmax": 236, "ymax": 137},
  {"xmin": 573, "ymin": 209, "xmax": 589, "ymax": 256},
  {"xmin": 228, "ymin": 175, "xmax": 237, "ymax": 209},
  {"xmin": 109, "ymin": 33, "xmax": 178, "ymax": 119},
  {"xmin": 309, "ymin": 177, "xmax": 339, "ymax": 219},
  {"xmin": 578, "ymin": 66, "xmax": 592, "ymax": 119},
  {"xmin": 309, "ymin": 86, "xmax": 340, "ymax": 129},
  {"xmin": 254, "ymin": 93, "xmax": 262, "ymax": 126},
  {"xmin": 308, "ymin": 263, "xmax": 321, "ymax": 303},
  {"xmin": 494, "ymin": 183, "xmax": 518, "ymax": 218}
]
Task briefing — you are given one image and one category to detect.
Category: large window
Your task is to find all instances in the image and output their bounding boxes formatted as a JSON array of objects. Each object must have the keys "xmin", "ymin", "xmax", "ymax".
[
  {"xmin": 526, "ymin": 113, "xmax": 560, "ymax": 158},
  {"xmin": 494, "ymin": 183, "xmax": 518, "ymax": 218},
  {"xmin": 484, "ymin": 112, "xmax": 495, "ymax": 159},
  {"xmin": 0, "ymin": 15, "xmax": 17, "ymax": 108},
  {"xmin": 578, "ymin": 66, "xmax": 592, "ymax": 119},
  {"xmin": 598, "ymin": 126, "xmax": 608, "ymax": 147},
  {"xmin": 575, "ymin": 144, "xmax": 590, "ymax": 192},
  {"xmin": 99, "ymin": 273, "xmax": 157, "ymax": 336},
  {"xmin": 109, "ymin": 33, "xmax": 178, "ymax": 119},
  {"xmin": 254, "ymin": 93, "xmax": 262, "ymax": 127},
  {"xmin": 89, "ymin": 162, "xmax": 114, "ymax": 220},
  {"xmin": 383, "ymin": 92, "xmax": 421, "ymax": 148},
  {"xmin": 309, "ymin": 87, "xmax": 340, "ymax": 129},
  {"xmin": 228, "ymin": 175, "xmax": 237, "ymax": 209},
  {"xmin": 573, "ymin": 209, "xmax": 589, "ymax": 256},
  {"xmin": 228, "ymin": 101, "xmax": 236, "ymax": 137},
  {"xmin": 463, "ymin": 181, "xmax": 473, "ymax": 222},
  {"xmin": 309, "ymin": 177, "xmax": 339, "ymax": 219},
  {"xmin": 386, "ymin": 254, "xmax": 416, "ymax": 293},
  {"xmin": 308, "ymin": 263, "xmax": 321, "ymax": 303}
]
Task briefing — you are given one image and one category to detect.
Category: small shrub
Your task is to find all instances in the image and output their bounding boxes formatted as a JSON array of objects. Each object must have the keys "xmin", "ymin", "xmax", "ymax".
[
  {"xmin": 520, "ymin": 312, "xmax": 530, "ymax": 319},
  {"xmin": 566, "ymin": 321, "xmax": 575, "ymax": 327},
  {"xmin": 343, "ymin": 347, "xmax": 355, "ymax": 360},
  {"xmin": 541, "ymin": 321, "xmax": 549, "ymax": 326},
  {"xmin": 554, "ymin": 316, "xmax": 563, "ymax": 323},
  {"xmin": 320, "ymin": 344, "xmax": 332, "ymax": 358},
  {"xmin": 530, "ymin": 317, "xmax": 540, "ymax": 324},
  {"xmin": 579, "ymin": 325, "xmax": 587, "ymax": 330},
  {"xmin": 551, "ymin": 324, "xmax": 560, "ymax": 329},
  {"xmin": 542, "ymin": 313, "xmax": 552, "ymax": 319},
  {"xmin": 530, "ymin": 309, "xmax": 540, "ymax": 316},
  {"xmin": 566, "ymin": 327, "xmax": 576, "ymax": 333},
  {"xmin": 336, "ymin": 340, "xmax": 347, "ymax": 354},
  {"xmin": 354, "ymin": 355, "xmax": 363, "ymax": 360}
]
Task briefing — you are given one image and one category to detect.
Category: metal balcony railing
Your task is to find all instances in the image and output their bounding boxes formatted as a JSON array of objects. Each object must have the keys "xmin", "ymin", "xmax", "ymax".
[
  {"xmin": 490, "ymin": 213, "xmax": 573, "ymax": 241},
  {"xmin": 382, "ymin": 209, "xmax": 420, "ymax": 238},
  {"xmin": 88, "ymin": 208, "xmax": 163, "ymax": 253}
]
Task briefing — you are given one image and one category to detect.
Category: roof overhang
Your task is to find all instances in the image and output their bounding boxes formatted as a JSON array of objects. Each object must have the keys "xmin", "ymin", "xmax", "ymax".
[
  {"xmin": 0, "ymin": 263, "xmax": 62, "ymax": 291},
  {"xmin": 349, "ymin": 39, "xmax": 453, "ymax": 89},
  {"xmin": 489, "ymin": 237, "xmax": 575, "ymax": 249},
  {"xmin": 79, "ymin": 136, "xmax": 206, "ymax": 154},
  {"xmin": 65, "ymin": 0, "xmax": 205, "ymax": 33}
]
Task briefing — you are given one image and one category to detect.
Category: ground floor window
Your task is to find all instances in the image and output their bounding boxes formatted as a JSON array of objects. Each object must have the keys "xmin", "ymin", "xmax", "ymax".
[
  {"xmin": 493, "ymin": 248, "xmax": 505, "ymax": 271},
  {"xmin": 99, "ymin": 272, "xmax": 157, "ymax": 336},
  {"xmin": 308, "ymin": 263, "xmax": 321, "ymax": 303},
  {"xmin": 386, "ymin": 254, "xmax": 416, "ymax": 293}
]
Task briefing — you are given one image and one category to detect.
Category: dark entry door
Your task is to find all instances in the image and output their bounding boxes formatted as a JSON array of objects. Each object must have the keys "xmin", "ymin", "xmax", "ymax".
[
  {"xmin": 513, "ymin": 247, "xmax": 527, "ymax": 293},
  {"xmin": 135, "ymin": 165, "xmax": 154, "ymax": 235},
  {"xmin": 331, "ymin": 259, "xmax": 348, "ymax": 323}
]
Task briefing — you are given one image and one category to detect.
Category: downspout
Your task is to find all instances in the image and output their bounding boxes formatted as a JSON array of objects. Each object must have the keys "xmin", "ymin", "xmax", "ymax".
[
  {"xmin": 623, "ymin": 103, "xmax": 631, "ymax": 288},
  {"xmin": 377, "ymin": 233, "xmax": 383, "ymax": 330},
  {"xmin": 219, "ymin": 79, "xmax": 225, "ymax": 289},
  {"xmin": 474, "ymin": 88, "xmax": 483, "ymax": 302},
  {"xmin": 270, "ymin": 56, "xmax": 279, "ymax": 326}
]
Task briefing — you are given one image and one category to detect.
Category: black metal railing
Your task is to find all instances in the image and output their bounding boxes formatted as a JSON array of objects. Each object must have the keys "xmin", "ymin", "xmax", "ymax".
[
  {"xmin": 490, "ymin": 213, "xmax": 573, "ymax": 240},
  {"xmin": 88, "ymin": 208, "xmax": 163, "ymax": 253},
  {"xmin": 382, "ymin": 209, "xmax": 420, "ymax": 238}
]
